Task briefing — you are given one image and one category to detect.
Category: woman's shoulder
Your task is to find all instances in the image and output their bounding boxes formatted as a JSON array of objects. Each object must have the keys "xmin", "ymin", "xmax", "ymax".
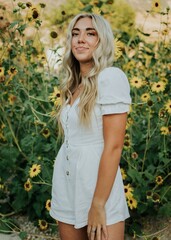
[
  {"xmin": 98, "ymin": 67, "xmax": 127, "ymax": 80},
  {"xmin": 96, "ymin": 66, "xmax": 131, "ymax": 105},
  {"xmin": 97, "ymin": 66, "xmax": 129, "ymax": 89}
]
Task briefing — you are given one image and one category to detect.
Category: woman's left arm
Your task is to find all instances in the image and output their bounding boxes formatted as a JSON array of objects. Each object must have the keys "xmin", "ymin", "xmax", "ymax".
[{"xmin": 87, "ymin": 112, "xmax": 127, "ymax": 240}]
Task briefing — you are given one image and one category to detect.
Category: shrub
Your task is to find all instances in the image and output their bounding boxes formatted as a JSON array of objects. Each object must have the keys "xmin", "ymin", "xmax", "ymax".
[{"xmin": 0, "ymin": 0, "xmax": 170, "ymax": 237}]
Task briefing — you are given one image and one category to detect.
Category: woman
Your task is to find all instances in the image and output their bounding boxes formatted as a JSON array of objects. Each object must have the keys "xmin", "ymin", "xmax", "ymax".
[{"xmin": 50, "ymin": 13, "xmax": 131, "ymax": 240}]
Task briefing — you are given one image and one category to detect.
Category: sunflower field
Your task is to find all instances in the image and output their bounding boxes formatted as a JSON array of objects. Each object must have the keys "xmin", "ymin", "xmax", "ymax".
[{"xmin": 0, "ymin": 0, "xmax": 171, "ymax": 238}]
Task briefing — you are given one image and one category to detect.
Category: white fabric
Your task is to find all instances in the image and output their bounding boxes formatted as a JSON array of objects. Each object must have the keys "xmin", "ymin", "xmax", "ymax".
[{"xmin": 50, "ymin": 67, "xmax": 131, "ymax": 228}]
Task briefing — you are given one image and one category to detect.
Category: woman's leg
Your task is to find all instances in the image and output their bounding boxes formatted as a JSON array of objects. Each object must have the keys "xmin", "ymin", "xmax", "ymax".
[
  {"xmin": 101, "ymin": 221, "xmax": 125, "ymax": 240},
  {"xmin": 58, "ymin": 221, "xmax": 89, "ymax": 240}
]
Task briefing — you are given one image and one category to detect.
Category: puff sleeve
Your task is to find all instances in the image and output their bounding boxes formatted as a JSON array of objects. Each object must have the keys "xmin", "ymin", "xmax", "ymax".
[{"xmin": 96, "ymin": 67, "xmax": 131, "ymax": 115}]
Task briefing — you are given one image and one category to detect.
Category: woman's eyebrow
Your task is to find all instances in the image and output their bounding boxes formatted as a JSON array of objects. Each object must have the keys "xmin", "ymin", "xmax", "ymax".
[{"xmin": 72, "ymin": 27, "xmax": 96, "ymax": 31}]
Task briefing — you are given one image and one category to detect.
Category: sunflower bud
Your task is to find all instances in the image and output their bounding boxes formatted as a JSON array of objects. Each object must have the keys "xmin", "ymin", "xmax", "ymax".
[{"xmin": 50, "ymin": 31, "xmax": 58, "ymax": 39}]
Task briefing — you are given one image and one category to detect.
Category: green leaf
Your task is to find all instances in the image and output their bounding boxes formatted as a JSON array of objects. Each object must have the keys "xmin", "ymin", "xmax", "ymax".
[
  {"xmin": 158, "ymin": 203, "xmax": 171, "ymax": 217},
  {"xmin": 19, "ymin": 231, "xmax": 28, "ymax": 240},
  {"xmin": 9, "ymin": 21, "xmax": 21, "ymax": 29},
  {"xmin": 17, "ymin": 24, "xmax": 27, "ymax": 34}
]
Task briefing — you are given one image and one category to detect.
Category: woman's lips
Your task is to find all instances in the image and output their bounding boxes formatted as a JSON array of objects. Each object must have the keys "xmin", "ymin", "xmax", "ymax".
[{"xmin": 76, "ymin": 47, "xmax": 88, "ymax": 51}]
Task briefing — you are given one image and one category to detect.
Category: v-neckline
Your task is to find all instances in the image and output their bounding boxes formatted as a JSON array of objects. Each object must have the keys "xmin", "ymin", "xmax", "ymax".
[{"xmin": 67, "ymin": 97, "xmax": 80, "ymax": 108}]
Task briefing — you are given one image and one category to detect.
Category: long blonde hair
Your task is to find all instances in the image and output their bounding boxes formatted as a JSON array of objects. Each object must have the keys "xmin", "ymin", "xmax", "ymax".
[{"xmin": 60, "ymin": 13, "xmax": 114, "ymax": 126}]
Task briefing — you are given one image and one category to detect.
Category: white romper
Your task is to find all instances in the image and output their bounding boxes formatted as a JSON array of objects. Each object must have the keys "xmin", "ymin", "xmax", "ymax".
[{"xmin": 50, "ymin": 67, "xmax": 131, "ymax": 229}]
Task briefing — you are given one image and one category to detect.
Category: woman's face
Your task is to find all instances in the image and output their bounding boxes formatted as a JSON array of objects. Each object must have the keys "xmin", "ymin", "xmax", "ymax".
[{"xmin": 71, "ymin": 17, "xmax": 99, "ymax": 65}]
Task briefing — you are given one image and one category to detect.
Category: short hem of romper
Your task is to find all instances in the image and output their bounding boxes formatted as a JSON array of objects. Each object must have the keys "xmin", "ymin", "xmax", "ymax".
[{"xmin": 50, "ymin": 211, "xmax": 130, "ymax": 229}]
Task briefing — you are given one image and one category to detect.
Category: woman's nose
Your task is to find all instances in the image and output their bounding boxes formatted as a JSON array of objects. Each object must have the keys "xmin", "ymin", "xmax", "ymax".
[{"xmin": 78, "ymin": 32, "xmax": 85, "ymax": 43}]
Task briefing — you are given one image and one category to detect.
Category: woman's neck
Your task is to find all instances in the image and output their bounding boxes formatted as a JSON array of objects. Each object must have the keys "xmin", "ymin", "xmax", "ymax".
[{"xmin": 80, "ymin": 62, "xmax": 93, "ymax": 77}]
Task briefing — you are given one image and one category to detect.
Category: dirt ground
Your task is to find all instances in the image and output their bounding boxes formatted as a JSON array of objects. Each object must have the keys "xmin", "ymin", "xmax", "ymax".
[{"xmin": 1, "ymin": 215, "xmax": 170, "ymax": 240}]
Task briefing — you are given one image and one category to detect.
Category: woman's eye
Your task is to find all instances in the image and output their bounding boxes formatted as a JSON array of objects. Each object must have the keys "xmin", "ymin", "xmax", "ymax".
[
  {"xmin": 72, "ymin": 32, "xmax": 79, "ymax": 36},
  {"xmin": 87, "ymin": 32, "xmax": 96, "ymax": 36}
]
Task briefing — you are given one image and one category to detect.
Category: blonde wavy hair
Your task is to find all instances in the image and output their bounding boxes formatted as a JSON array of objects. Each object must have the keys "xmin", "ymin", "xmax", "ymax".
[{"xmin": 59, "ymin": 13, "xmax": 114, "ymax": 127}]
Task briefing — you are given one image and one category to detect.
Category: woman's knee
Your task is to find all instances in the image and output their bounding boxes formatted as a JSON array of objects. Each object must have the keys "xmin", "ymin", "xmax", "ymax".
[
  {"xmin": 101, "ymin": 221, "xmax": 125, "ymax": 240},
  {"xmin": 58, "ymin": 221, "xmax": 88, "ymax": 240}
]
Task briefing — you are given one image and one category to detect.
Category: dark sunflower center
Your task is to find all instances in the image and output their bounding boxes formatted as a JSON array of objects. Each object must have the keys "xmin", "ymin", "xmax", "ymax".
[
  {"xmin": 10, "ymin": 68, "xmax": 16, "ymax": 73},
  {"xmin": 32, "ymin": 10, "xmax": 39, "ymax": 19},
  {"xmin": 124, "ymin": 141, "xmax": 130, "ymax": 147},
  {"xmin": 41, "ymin": 220, "xmax": 47, "ymax": 226}
]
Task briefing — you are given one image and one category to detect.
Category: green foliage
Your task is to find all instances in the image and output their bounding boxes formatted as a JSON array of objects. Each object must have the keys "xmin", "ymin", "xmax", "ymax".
[
  {"xmin": 48, "ymin": 0, "xmax": 136, "ymax": 39},
  {"xmin": 0, "ymin": 1, "xmax": 59, "ymax": 227},
  {"xmin": 0, "ymin": 0, "xmax": 171, "ymax": 237}
]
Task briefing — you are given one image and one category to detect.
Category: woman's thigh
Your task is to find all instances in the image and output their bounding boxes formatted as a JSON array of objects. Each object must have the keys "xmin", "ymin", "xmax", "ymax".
[
  {"xmin": 101, "ymin": 221, "xmax": 125, "ymax": 240},
  {"xmin": 58, "ymin": 221, "xmax": 89, "ymax": 240}
]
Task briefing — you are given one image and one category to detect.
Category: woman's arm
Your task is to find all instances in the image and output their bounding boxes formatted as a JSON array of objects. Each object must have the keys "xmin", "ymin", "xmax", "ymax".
[{"xmin": 87, "ymin": 112, "xmax": 127, "ymax": 240}]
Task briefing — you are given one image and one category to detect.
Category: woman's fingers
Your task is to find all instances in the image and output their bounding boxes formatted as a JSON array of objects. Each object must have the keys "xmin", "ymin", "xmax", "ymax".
[
  {"xmin": 96, "ymin": 225, "xmax": 101, "ymax": 240},
  {"xmin": 87, "ymin": 225, "xmax": 108, "ymax": 240},
  {"xmin": 87, "ymin": 226, "xmax": 96, "ymax": 240},
  {"xmin": 102, "ymin": 225, "xmax": 108, "ymax": 240}
]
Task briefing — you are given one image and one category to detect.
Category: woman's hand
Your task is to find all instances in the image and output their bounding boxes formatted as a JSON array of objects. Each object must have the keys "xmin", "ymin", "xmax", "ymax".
[{"xmin": 87, "ymin": 202, "xmax": 108, "ymax": 240}]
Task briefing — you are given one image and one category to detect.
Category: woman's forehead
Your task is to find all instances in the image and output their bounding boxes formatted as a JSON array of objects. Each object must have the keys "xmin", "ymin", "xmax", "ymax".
[{"xmin": 73, "ymin": 17, "xmax": 93, "ymax": 28}]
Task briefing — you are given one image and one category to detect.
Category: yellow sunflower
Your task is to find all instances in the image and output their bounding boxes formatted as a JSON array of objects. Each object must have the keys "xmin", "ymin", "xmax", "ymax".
[
  {"xmin": 158, "ymin": 108, "xmax": 166, "ymax": 118},
  {"xmin": 126, "ymin": 117, "xmax": 133, "ymax": 129},
  {"xmin": 151, "ymin": 0, "xmax": 161, "ymax": 13},
  {"xmin": 29, "ymin": 164, "xmax": 41, "ymax": 178},
  {"xmin": 24, "ymin": 179, "xmax": 32, "ymax": 192},
  {"xmin": 127, "ymin": 196, "xmax": 138, "ymax": 210},
  {"xmin": 37, "ymin": 53, "xmax": 47, "ymax": 64},
  {"xmin": 141, "ymin": 93, "xmax": 150, "ymax": 102},
  {"xmin": 0, "ymin": 67, "xmax": 4, "ymax": 76},
  {"xmin": 130, "ymin": 77, "xmax": 144, "ymax": 89},
  {"xmin": 121, "ymin": 168, "xmax": 127, "ymax": 180},
  {"xmin": 162, "ymin": 28, "xmax": 169, "ymax": 35},
  {"xmin": 0, "ymin": 184, "xmax": 5, "ymax": 190},
  {"xmin": 42, "ymin": 128, "xmax": 50, "ymax": 138},
  {"xmin": 28, "ymin": 6, "xmax": 40, "ymax": 21},
  {"xmin": 123, "ymin": 60, "xmax": 136, "ymax": 71},
  {"xmin": 8, "ymin": 94, "xmax": 17, "ymax": 105},
  {"xmin": 49, "ymin": 86, "xmax": 61, "ymax": 106},
  {"xmin": 131, "ymin": 152, "xmax": 138, "ymax": 160},
  {"xmin": 127, "ymin": 117, "xmax": 133, "ymax": 125},
  {"xmin": 155, "ymin": 176, "xmax": 163, "ymax": 185},
  {"xmin": 114, "ymin": 38, "xmax": 123, "ymax": 60},
  {"xmin": 165, "ymin": 99, "xmax": 171, "ymax": 114},
  {"xmin": 92, "ymin": 6, "xmax": 101, "ymax": 15},
  {"xmin": 38, "ymin": 220, "xmax": 48, "ymax": 231},
  {"xmin": 146, "ymin": 191, "xmax": 153, "ymax": 199},
  {"xmin": 160, "ymin": 126, "xmax": 169, "ymax": 135},
  {"xmin": 151, "ymin": 81, "xmax": 166, "ymax": 93},
  {"xmin": 152, "ymin": 192, "xmax": 160, "ymax": 203},
  {"xmin": 45, "ymin": 199, "xmax": 51, "ymax": 211},
  {"xmin": 7, "ymin": 66, "xmax": 18, "ymax": 76},
  {"xmin": 90, "ymin": 0, "xmax": 99, "ymax": 6},
  {"xmin": 123, "ymin": 134, "xmax": 131, "ymax": 150},
  {"xmin": 160, "ymin": 77, "xmax": 168, "ymax": 85},
  {"xmin": 124, "ymin": 184, "xmax": 133, "ymax": 199}
]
